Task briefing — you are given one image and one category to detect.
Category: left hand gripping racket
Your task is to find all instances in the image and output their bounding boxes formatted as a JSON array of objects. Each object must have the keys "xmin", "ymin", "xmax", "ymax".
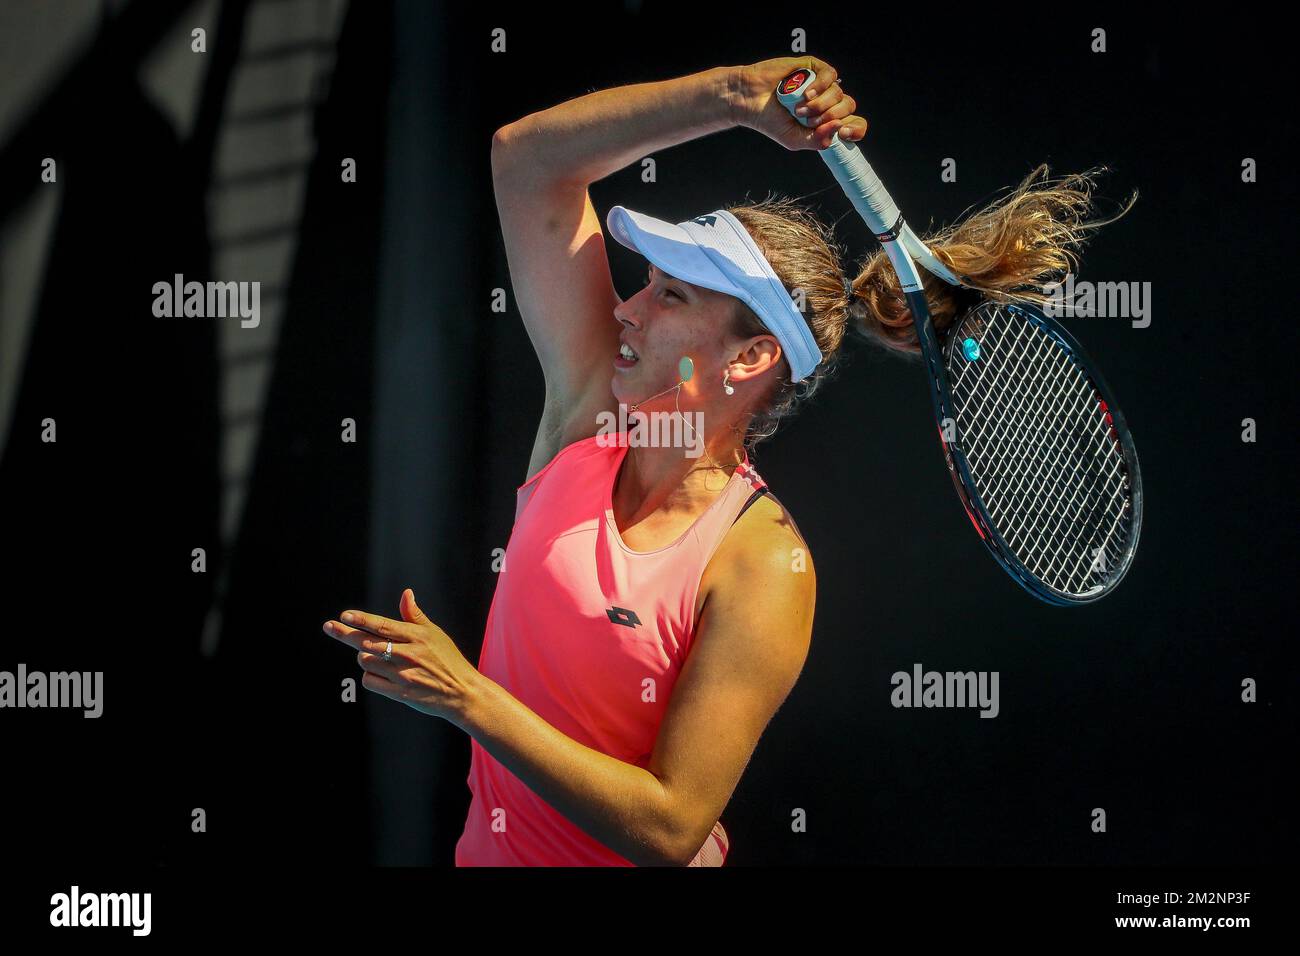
[{"xmin": 776, "ymin": 67, "xmax": 1142, "ymax": 605}]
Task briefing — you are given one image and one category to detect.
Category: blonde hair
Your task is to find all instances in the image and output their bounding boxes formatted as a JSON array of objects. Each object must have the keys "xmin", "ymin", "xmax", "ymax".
[{"xmin": 725, "ymin": 165, "xmax": 1137, "ymax": 450}]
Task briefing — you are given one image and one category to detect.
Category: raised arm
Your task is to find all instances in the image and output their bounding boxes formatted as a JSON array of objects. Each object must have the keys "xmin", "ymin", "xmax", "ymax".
[
  {"xmin": 490, "ymin": 66, "xmax": 736, "ymax": 479},
  {"xmin": 489, "ymin": 58, "xmax": 861, "ymax": 481}
]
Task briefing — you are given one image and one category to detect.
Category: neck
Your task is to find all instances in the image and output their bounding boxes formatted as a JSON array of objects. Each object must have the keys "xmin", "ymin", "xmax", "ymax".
[{"xmin": 614, "ymin": 427, "xmax": 746, "ymax": 522}]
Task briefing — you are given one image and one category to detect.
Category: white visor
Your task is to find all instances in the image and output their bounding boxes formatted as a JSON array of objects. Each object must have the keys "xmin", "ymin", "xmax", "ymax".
[{"xmin": 605, "ymin": 206, "xmax": 823, "ymax": 383}]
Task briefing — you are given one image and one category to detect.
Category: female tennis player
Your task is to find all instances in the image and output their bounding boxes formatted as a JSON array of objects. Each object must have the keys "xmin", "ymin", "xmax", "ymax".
[{"xmin": 323, "ymin": 55, "xmax": 1128, "ymax": 865}]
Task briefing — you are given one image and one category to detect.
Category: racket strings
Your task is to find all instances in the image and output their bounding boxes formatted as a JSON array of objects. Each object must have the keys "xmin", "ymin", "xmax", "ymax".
[{"xmin": 946, "ymin": 303, "xmax": 1134, "ymax": 597}]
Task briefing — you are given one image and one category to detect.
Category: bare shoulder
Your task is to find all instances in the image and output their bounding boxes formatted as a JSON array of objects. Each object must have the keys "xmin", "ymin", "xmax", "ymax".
[
  {"xmin": 725, "ymin": 492, "xmax": 813, "ymax": 570},
  {"xmin": 700, "ymin": 492, "xmax": 816, "ymax": 616},
  {"xmin": 652, "ymin": 490, "xmax": 816, "ymax": 863}
]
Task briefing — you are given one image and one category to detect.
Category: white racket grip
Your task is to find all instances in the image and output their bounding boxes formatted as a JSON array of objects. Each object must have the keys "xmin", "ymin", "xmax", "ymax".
[{"xmin": 775, "ymin": 68, "xmax": 901, "ymax": 237}]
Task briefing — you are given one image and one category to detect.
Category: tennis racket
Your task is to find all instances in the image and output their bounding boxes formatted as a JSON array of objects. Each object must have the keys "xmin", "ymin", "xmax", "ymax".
[{"xmin": 776, "ymin": 67, "xmax": 1142, "ymax": 605}]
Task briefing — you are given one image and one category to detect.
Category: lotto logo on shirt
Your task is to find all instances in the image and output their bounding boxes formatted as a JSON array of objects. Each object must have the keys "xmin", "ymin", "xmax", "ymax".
[{"xmin": 606, "ymin": 606, "xmax": 642, "ymax": 628}]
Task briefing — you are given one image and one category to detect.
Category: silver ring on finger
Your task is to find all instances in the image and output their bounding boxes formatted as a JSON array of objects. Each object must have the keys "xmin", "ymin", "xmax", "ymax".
[{"xmin": 381, "ymin": 640, "xmax": 393, "ymax": 662}]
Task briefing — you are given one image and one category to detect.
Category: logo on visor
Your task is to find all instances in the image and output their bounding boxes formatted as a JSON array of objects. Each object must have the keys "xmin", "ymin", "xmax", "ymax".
[{"xmin": 691, "ymin": 215, "xmax": 718, "ymax": 228}]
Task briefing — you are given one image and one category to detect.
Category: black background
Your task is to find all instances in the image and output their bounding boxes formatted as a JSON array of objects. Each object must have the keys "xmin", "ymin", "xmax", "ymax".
[{"xmin": 0, "ymin": 0, "xmax": 1292, "ymax": 891}]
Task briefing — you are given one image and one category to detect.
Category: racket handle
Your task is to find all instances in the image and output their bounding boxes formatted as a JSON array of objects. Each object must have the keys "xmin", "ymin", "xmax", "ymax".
[{"xmin": 775, "ymin": 68, "xmax": 901, "ymax": 238}]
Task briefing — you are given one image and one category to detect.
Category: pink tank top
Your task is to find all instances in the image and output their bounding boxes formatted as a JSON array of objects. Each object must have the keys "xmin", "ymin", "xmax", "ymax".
[{"xmin": 455, "ymin": 430, "xmax": 768, "ymax": 866}]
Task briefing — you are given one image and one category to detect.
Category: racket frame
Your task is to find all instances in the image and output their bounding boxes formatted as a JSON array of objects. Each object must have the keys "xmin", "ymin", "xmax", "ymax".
[
  {"xmin": 775, "ymin": 67, "xmax": 1142, "ymax": 605},
  {"xmin": 938, "ymin": 300, "xmax": 1144, "ymax": 605}
]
